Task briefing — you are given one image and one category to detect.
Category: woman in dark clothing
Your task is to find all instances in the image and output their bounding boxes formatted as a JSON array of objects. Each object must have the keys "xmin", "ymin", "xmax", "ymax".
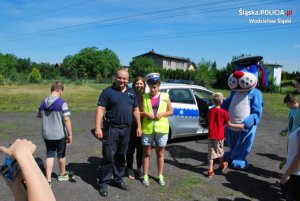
[{"xmin": 126, "ymin": 76, "xmax": 145, "ymax": 179}]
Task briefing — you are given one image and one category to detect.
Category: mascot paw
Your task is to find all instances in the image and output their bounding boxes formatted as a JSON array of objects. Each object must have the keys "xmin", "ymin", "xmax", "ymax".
[{"xmin": 231, "ymin": 160, "xmax": 248, "ymax": 170}]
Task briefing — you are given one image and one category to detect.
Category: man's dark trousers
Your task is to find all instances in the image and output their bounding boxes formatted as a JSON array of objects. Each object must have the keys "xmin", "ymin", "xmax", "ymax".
[{"xmin": 99, "ymin": 127, "xmax": 130, "ymax": 187}]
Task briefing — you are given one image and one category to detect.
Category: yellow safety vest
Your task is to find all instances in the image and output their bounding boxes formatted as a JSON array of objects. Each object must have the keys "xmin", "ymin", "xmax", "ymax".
[{"xmin": 142, "ymin": 93, "xmax": 169, "ymax": 134}]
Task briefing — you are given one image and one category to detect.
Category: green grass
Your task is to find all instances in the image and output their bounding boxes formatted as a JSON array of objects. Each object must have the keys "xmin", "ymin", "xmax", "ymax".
[
  {"xmin": 0, "ymin": 83, "xmax": 110, "ymax": 112},
  {"xmin": 153, "ymin": 172, "xmax": 204, "ymax": 201},
  {"xmin": 0, "ymin": 84, "xmax": 293, "ymax": 118},
  {"xmin": 263, "ymin": 92, "xmax": 289, "ymax": 118}
]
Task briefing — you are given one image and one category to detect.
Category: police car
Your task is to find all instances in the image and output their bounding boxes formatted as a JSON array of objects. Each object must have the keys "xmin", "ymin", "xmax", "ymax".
[{"xmin": 134, "ymin": 82, "xmax": 214, "ymax": 140}]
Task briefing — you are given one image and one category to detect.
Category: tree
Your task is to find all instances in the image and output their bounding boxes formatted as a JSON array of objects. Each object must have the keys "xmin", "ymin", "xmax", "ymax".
[
  {"xmin": 129, "ymin": 57, "xmax": 160, "ymax": 79},
  {"xmin": 33, "ymin": 62, "xmax": 60, "ymax": 80},
  {"xmin": 0, "ymin": 53, "xmax": 18, "ymax": 78},
  {"xmin": 97, "ymin": 48, "xmax": 121, "ymax": 79},
  {"xmin": 16, "ymin": 58, "xmax": 31, "ymax": 74},
  {"xmin": 214, "ymin": 62, "xmax": 235, "ymax": 89},
  {"xmin": 194, "ymin": 59, "xmax": 216, "ymax": 88},
  {"xmin": 60, "ymin": 47, "xmax": 120, "ymax": 81}
]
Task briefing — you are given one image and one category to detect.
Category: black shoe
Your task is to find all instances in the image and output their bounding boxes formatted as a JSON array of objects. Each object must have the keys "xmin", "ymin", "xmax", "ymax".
[
  {"xmin": 115, "ymin": 181, "xmax": 129, "ymax": 191},
  {"xmin": 99, "ymin": 186, "xmax": 108, "ymax": 197}
]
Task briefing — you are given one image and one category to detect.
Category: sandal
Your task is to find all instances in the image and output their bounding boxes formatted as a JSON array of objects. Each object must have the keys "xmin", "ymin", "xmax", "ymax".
[
  {"xmin": 128, "ymin": 169, "xmax": 135, "ymax": 179},
  {"xmin": 208, "ymin": 170, "xmax": 214, "ymax": 178}
]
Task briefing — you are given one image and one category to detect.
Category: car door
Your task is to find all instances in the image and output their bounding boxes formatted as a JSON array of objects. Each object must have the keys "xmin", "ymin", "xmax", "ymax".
[
  {"xmin": 191, "ymin": 88, "xmax": 213, "ymax": 129},
  {"xmin": 167, "ymin": 88, "xmax": 199, "ymax": 136}
]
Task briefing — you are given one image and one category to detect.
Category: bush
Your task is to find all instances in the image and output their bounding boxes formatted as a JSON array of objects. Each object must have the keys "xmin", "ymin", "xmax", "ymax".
[
  {"xmin": 28, "ymin": 68, "xmax": 42, "ymax": 83},
  {"xmin": 95, "ymin": 73, "xmax": 103, "ymax": 83},
  {"xmin": 281, "ymin": 80, "xmax": 295, "ymax": 88},
  {"xmin": 0, "ymin": 74, "xmax": 4, "ymax": 85}
]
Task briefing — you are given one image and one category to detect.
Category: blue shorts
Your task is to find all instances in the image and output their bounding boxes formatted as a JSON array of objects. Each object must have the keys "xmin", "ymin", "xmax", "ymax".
[
  {"xmin": 44, "ymin": 138, "xmax": 66, "ymax": 158},
  {"xmin": 141, "ymin": 133, "xmax": 168, "ymax": 147}
]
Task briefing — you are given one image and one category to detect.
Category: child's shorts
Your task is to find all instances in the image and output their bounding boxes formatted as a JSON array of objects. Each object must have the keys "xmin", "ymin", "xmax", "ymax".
[
  {"xmin": 142, "ymin": 133, "xmax": 168, "ymax": 147},
  {"xmin": 44, "ymin": 138, "xmax": 66, "ymax": 158},
  {"xmin": 208, "ymin": 139, "xmax": 224, "ymax": 160}
]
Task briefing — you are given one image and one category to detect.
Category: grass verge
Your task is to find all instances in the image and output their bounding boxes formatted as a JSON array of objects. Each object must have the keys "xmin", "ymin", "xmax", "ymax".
[
  {"xmin": 0, "ymin": 84, "xmax": 292, "ymax": 118},
  {"xmin": 0, "ymin": 83, "xmax": 109, "ymax": 112}
]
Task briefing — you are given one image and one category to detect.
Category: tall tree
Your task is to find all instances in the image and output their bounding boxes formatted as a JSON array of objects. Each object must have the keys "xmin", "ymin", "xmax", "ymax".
[
  {"xmin": 61, "ymin": 47, "xmax": 120, "ymax": 80},
  {"xmin": 129, "ymin": 57, "xmax": 160, "ymax": 79},
  {"xmin": 194, "ymin": 59, "xmax": 216, "ymax": 88}
]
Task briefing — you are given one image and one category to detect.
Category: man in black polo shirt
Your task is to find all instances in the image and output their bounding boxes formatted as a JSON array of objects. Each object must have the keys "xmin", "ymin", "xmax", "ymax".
[{"xmin": 95, "ymin": 69, "xmax": 142, "ymax": 197}]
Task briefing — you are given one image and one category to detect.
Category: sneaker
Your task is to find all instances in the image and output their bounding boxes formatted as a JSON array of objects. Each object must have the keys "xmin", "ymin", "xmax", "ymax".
[
  {"xmin": 208, "ymin": 170, "xmax": 214, "ymax": 178},
  {"xmin": 58, "ymin": 171, "xmax": 75, "ymax": 181},
  {"xmin": 218, "ymin": 162, "xmax": 228, "ymax": 172},
  {"xmin": 142, "ymin": 175, "xmax": 149, "ymax": 186},
  {"xmin": 158, "ymin": 175, "xmax": 165, "ymax": 186},
  {"xmin": 128, "ymin": 169, "xmax": 135, "ymax": 180}
]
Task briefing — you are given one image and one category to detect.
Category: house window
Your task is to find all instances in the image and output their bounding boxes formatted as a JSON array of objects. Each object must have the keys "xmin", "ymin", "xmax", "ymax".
[{"xmin": 167, "ymin": 61, "xmax": 171, "ymax": 66}]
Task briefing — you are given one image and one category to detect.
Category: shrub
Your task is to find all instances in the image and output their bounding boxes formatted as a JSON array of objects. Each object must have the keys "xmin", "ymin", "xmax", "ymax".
[
  {"xmin": 0, "ymin": 74, "xmax": 4, "ymax": 85},
  {"xmin": 95, "ymin": 73, "xmax": 103, "ymax": 83},
  {"xmin": 28, "ymin": 68, "xmax": 42, "ymax": 83},
  {"xmin": 281, "ymin": 80, "xmax": 295, "ymax": 88}
]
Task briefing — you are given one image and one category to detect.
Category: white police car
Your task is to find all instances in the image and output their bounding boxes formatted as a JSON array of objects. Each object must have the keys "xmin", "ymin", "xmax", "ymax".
[{"xmin": 131, "ymin": 82, "xmax": 214, "ymax": 140}]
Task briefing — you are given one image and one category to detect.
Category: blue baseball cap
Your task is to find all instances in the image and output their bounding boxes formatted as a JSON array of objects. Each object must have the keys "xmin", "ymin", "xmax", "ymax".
[{"xmin": 145, "ymin": 73, "xmax": 160, "ymax": 84}]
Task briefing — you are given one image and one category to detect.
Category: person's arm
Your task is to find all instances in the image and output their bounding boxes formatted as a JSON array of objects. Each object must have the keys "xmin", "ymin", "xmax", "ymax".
[
  {"xmin": 36, "ymin": 111, "xmax": 41, "ymax": 118},
  {"xmin": 95, "ymin": 106, "xmax": 105, "ymax": 139},
  {"xmin": 64, "ymin": 116, "xmax": 73, "ymax": 144},
  {"xmin": 2, "ymin": 171, "xmax": 27, "ymax": 201},
  {"xmin": 155, "ymin": 98, "xmax": 173, "ymax": 119},
  {"xmin": 227, "ymin": 121, "xmax": 244, "ymax": 130},
  {"xmin": 281, "ymin": 129, "xmax": 300, "ymax": 184},
  {"xmin": 133, "ymin": 107, "xmax": 142, "ymax": 137},
  {"xmin": 0, "ymin": 139, "xmax": 56, "ymax": 201},
  {"xmin": 139, "ymin": 96, "xmax": 155, "ymax": 119}
]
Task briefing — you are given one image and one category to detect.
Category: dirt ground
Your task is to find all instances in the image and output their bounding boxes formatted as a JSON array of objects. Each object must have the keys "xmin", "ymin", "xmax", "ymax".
[{"xmin": 0, "ymin": 112, "xmax": 288, "ymax": 201}]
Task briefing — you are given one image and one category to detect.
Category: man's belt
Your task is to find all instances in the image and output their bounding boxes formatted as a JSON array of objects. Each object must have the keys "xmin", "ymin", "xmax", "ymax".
[{"xmin": 110, "ymin": 124, "xmax": 128, "ymax": 128}]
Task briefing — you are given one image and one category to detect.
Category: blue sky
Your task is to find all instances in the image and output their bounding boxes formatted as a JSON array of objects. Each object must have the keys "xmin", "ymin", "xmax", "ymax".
[{"xmin": 0, "ymin": 0, "xmax": 299, "ymax": 72}]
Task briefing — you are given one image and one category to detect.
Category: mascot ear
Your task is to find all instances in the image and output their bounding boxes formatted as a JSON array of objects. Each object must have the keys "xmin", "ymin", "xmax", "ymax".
[{"xmin": 257, "ymin": 64, "xmax": 268, "ymax": 89}]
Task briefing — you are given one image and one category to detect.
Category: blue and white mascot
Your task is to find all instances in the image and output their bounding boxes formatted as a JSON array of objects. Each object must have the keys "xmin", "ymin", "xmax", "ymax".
[{"xmin": 222, "ymin": 56, "xmax": 268, "ymax": 170}]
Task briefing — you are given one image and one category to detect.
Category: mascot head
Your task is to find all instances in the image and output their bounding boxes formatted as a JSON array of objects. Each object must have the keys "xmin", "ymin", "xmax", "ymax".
[{"xmin": 228, "ymin": 55, "xmax": 268, "ymax": 91}]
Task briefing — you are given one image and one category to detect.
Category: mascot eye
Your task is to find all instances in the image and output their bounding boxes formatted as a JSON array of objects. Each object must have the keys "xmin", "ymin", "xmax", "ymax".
[{"xmin": 241, "ymin": 80, "xmax": 245, "ymax": 84}]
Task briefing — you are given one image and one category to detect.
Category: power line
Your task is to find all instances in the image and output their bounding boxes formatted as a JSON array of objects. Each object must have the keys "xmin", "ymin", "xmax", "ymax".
[
  {"xmin": 1, "ymin": 22, "xmax": 298, "ymax": 52},
  {"xmin": 0, "ymin": 0, "xmax": 291, "ymax": 42},
  {"xmin": 0, "ymin": 0, "xmax": 98, "ymax": 24}
]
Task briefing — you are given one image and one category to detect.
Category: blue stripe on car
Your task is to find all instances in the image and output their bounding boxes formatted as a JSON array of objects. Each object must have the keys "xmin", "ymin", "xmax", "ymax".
[{"xmin": 172, "ymin": 108, "xmax": 199, "ymax": 118}]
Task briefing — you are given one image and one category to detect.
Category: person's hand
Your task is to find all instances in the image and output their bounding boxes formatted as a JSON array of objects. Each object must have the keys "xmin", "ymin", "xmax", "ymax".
[
  {"xmin": 155, "ymin": 113, "xmax": 164, "ymax": 120},
  {"xmin": 0, "ymin": 139, "xmax": 36, "ymax": 159},
  {"xmin": 239, "ymin": 124, "xmax": 245, "ymax": 129},
  {"xmin": 2, "ymin": 169, "xmax": 26, "ymax": 198},
  {"xmin": 94, "ymin": 128, "xmax": 103, "ymax": 139},
  {"xmin": 136, "ymin": 127, "xmax": 142, "ymax": 137},
  {"xmin": 280, "ymin": 129, "xmax": 288, "ymax": 136},
  {"xmin": 146, "ymin": 113, "xmax": 155, "ymax": 120},
  {"xmin": 67, "ymin": 135, "xmax": 72, "ymax": 145},
  {"xmin": 280, "ymin": 174, "xmax": 290, "ymax": 184}
]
